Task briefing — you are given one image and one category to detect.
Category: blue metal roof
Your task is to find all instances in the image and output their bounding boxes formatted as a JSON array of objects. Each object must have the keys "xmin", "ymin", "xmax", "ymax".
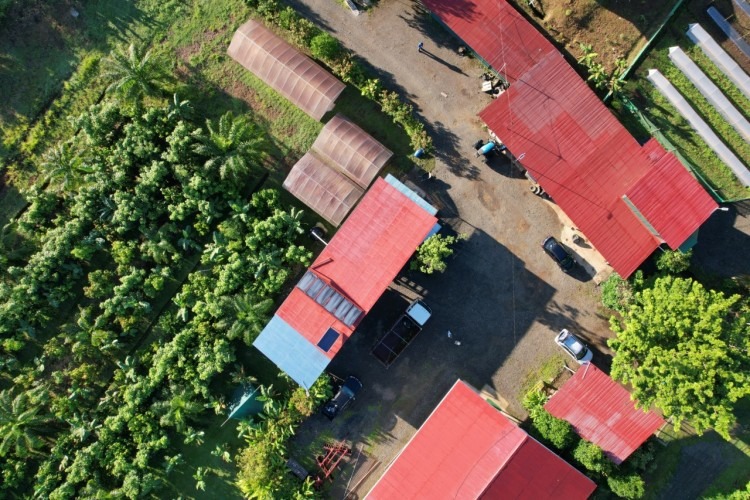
[
  {"xmin": 253, "ymin": 315, "xmax": 331, "ymax": 390},
  {"xmin": 384, "ymin": 174, "xmax": 438, "ymax": 216}
]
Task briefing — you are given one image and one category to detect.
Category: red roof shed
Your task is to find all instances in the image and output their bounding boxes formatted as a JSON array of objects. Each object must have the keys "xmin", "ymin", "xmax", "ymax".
[
  {"xmin": 424, "ymin": 0, "xmax": 717, "ymax": 278},
  {"xmin": 545, "ymin": 365, "xmax": 666, "ymax": 464},
  {"xmin": 366, "ymin": 380, "xmax": 596, "ymax": 500}
]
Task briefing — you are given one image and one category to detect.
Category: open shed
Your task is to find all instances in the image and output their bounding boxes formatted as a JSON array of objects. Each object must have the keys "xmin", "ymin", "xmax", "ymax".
[{"xmin": 284, "ymin": 114, "xmax": 393, "ymax": 226}]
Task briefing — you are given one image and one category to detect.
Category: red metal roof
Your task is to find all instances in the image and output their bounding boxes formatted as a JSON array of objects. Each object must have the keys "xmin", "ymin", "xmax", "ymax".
[
  {"xmin": 545, "ymin": 365, "xmax": 665, "ymax": 464},
  {"xmin": 624, "ymin": 148, "xmax": 717, "ymax": 248},
  {"xmin": 424, "ymin": 0, "xmax": 717, "ymax": 277},
  {"xmin": 277, "ymin": 178, "xmax": 437, "ymax": 358},
  {"xmin": 367, "ymin": 380, "xmax": 596, "ymax": 500},
  {"xmin": 423, "ymin": 0, "xmax": 554, "ymax": 80}
]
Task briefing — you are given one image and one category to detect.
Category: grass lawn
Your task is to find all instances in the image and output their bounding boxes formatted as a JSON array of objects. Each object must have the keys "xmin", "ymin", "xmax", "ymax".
[{"xmin": 623, "ymin": 4, "xmax": 750, "ymax": 201}]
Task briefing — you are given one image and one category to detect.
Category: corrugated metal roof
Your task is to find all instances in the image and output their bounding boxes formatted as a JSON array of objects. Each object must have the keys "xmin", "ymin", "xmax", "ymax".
[
  {"xmin": 284, "ymin": 115, "xmax": 392, "ymax": 226},
  {"xmin": 625, "ymin": 150, "xmax": 717, "ymax": 248},
  {"xmin": 227, "ymin": 20, "xmax": 346, "ymax": 120},
  {"xmin": 311, "ymin": 115, "xmax": 393, "ymax": 188},
  {"xmin": 252, "ymin": 315, "xmax": 332, "ymax": 390},
  {"xmin": 424, "ymin": 0, "xmax": 717, "ymax": 278},
  {"xmin": 253, "ymin": 178, "xmax": 438, "ymax": 387},
  {"xmin": 283, "ymin": 153, "xmax": 364, "ymax": 226},
  {"xmin": 545, "ymin": 365, "xmax": 665, "ymax": 464},
  {"xmin": 423, "ymin": 0, "xmax": 554, "ymax": 80},
  {"xmin": 366, "ymin": 380, "xmax": 596, "ymax": 500}
]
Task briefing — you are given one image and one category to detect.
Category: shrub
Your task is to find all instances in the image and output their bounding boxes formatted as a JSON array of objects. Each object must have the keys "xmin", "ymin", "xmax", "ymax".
[
  {"xmin": 360, "ymin": 79, "xmax": 382, "ymax": 100},
  {"xmin": 522, "ymin": 388, "xmax": 576, "ymax": 450},
  {"xmin": 655, "ymin": 249, "xmax": 692, "ymax": 275},
  {"xmin": 309, "ymin": 32, "xmax": 342, "ymax": 63},
  {"xmin": 532, "ymin": 410, "xmax": 577, "ymax": 450},
  {"xmin": 572, "ymin": 440, "xmax": 613, "ymax": 476},
  {"xmin": 600, "ymin": 272, "xmax": 632, "ymax": 312},
  {"xmin": 411, "ymin": 234, "xmax": 463, "ymax": 274},
  {"xmin": 607, "ymin": 473, "xmax": 645, "ymax": 499}
]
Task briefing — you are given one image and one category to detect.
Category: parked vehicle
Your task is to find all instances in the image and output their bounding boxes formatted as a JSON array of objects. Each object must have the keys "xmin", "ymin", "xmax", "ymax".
[
  {"xmin": 322, "ymin": 376, "xmax": 363, "ymax": 420},
  {"xmin": 555, "ymin": 329, "xmax": 593, "ymax": 364},
  {"xmin": 542, "ymin": 236, "xmax": 575, "ymax": 272},
  {"xmin": 372, "ymin": 300, "xmax": 432, "ymax": 367}
]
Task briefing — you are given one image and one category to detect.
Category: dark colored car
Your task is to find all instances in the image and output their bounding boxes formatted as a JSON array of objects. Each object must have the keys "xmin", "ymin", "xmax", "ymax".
[
  {"xmin": 542, "ymin": 236, "xmax": 575, "ymax": 272},
  {"xmin": 322, "ymin": 376, "xmax": 363, "ymax": 420}
]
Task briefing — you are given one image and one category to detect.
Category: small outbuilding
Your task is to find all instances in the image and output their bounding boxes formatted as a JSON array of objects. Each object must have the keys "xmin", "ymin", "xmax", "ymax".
[
  {"xmin": 545, "ymin": 365, "xmax": 665, "ymax": 464},
  {"xmin": 227, "ymin": 20, "xmax": 346, "ymax": 120}
]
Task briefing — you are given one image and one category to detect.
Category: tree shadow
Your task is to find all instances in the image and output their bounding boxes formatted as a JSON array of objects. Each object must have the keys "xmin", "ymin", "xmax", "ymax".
[
  {"xmin": 692, "ymin": 205, "xmax": 750, "ymax": 278},
  {"xmin": 0, "ymin": 0, "xmax": 162, "ymax": 138}
]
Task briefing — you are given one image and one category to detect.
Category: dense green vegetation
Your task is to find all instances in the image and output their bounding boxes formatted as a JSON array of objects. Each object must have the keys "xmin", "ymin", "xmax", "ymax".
[{"xmin": 0, "ymin": 88, "xmax": 322, "ymax": 495}]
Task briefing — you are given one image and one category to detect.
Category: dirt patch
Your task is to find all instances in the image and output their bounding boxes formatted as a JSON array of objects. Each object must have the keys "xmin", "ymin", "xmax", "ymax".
[{"xmin": 513, "ymin": 0, "xmax": 675, "ymax": 69}]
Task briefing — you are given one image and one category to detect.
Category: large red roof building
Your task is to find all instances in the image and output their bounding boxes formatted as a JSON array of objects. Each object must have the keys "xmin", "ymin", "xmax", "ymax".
[
  {"xmin": 423, "ymin": 0, "xmax": 717, "ymax": 277},
  {"xmin": 367, "ymin": 380, "xmax": 596, "ymax": 499},
  {"xmin": 253, "ymin": 176, "xmax": 438, "ymax": 389}
]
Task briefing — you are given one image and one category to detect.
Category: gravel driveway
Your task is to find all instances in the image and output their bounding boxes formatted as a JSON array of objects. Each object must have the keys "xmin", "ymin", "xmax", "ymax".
[{"xmin": 285, "ymin": 0, "xmax": 615, "ymax": 495}]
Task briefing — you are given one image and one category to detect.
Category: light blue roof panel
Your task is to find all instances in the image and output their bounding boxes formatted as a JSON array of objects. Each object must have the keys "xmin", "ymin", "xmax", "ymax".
[
  {"xmin": 384, "ymin": 174, "xmax": 438, "ymax": 216},
  {"xmin": 253, "ymin": 315, "xmax": 331, "ymax": 390}
]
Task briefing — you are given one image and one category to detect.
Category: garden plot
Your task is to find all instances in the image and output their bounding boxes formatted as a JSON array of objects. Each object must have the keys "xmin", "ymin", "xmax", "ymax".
[{"xmin": 622, "ymin": 0, "xmax": 750, "ymax": 200}]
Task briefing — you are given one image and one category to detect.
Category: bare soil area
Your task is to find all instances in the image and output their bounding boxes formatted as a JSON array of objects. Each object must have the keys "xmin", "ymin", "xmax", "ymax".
[{"xmin": 513, "ymin": 0, "xmax": 676, "ymax": 69}]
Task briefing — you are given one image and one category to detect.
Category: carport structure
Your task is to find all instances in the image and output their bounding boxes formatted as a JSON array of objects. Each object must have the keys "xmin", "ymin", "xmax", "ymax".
[
  {"xmin": 253, "ymin": 176, "xmax": 438, "ymax": 389},
  {"xmin": 227, "ymin": 19, "xmax": 346, "ymax": 120},
  {"xmin": 423, "ymin": 0, "xmax": 717, "ymax": 278},
  {"xmin": 284, "ymin": 114, "xmax": 393, "ymax": 226},
  {"xmin": 545, "ymin": 365, "xmax": 665, "ymax": 464},
  {"xmin": 366, "ymin": 380, "xmax": 596, "ymax": 499}
]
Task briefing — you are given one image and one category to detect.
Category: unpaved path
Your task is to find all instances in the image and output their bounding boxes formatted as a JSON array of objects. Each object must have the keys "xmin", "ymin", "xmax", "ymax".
[{"xmin": 285, "ymin": 0, "xmax": 614, "ymax": 496}]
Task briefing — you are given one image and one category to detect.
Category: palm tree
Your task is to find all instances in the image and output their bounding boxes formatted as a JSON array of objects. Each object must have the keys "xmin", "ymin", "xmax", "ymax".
[
  {"xmin": 41, "ymin": 141, "xmax": 91, "ymax": 193},
  {"xmin": 0, "ymin": 388, "xmax": 54, "ymax": 458},
  {"xmin": 103, "ymin": 43, "xmax": 170, "ymax": 103},
  {"xmin": 193, "ymin": 112, "xmax": 267, "ymax": 181},
  {"xmin": 153, "ymin": 391, "xmax": 204, "ymax": 433},
  {"xmin": 226, "ymin": 294, "xmax": 273, "ymax": 345}
]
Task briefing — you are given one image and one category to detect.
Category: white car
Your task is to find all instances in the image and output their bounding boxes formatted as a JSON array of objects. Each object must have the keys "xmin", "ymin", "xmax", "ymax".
[{"xmin": 555, "ymin": 329, "xmax": 593, "ymax": 364}]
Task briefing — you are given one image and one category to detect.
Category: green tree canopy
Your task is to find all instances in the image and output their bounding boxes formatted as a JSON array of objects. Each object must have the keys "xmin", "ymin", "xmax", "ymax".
[
  {"xmin": 609, "ymin": 276, "xmax": 750, "ymax": 439},
  {"xmin": 193, "ymin": 112, "xmax": 266, "ymax": 181},
  {"xmin": 103, "ymin": 43, "xmax": 170, "ymax": 103}
]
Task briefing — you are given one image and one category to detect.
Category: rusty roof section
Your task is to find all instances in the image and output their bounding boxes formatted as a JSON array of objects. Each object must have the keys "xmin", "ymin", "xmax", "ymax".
[
  {"xmin": 283, "ymin": 153, "xmax": 364, "ymax": 226},
  {"xmin": 284, "ymin": 115, "xmax": 392, "ymax": 225},
  {"xmin": 227, "ymin": 20, "xmax": 346, "ymax": 120}
]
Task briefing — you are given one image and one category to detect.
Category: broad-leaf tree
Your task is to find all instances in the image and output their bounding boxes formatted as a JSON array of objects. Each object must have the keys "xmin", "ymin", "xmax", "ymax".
[{"xmin": 609, "ymin": 276, "xmax": 750, "ymax": 438}]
